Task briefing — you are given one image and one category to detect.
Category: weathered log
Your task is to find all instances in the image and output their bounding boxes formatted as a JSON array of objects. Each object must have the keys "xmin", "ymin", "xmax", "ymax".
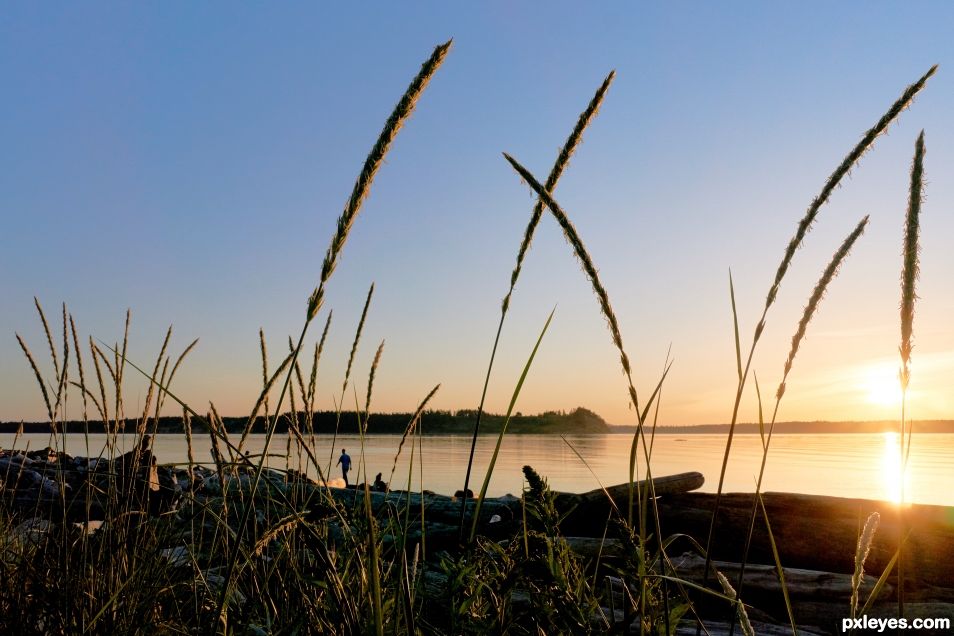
[
  {"xmin": 422, "ymin": 565, "xmax": 831, "ymax": 635},
  {"xmin": 560, "ymin": 536, "xmax": 625, "ymax": 559},
  {"xmin": 324, "ymin": 486, "xmax": 520, "ymax": 528},
  {"xmin": 323, "ymin": 473, "xmax": 702, "ymax": 535},
  {"xmin": 670, "ymin": 551, "xmax": 890, "ymax": 600},
  {"xmin": 656, "ymin": 492, "xmax": 954, "ymax": 597},
  {"xmin": 556, "ymin": 471, "xmax": 704, "ymax": 534},
  {"xmin": 578, "ymin": 471, "xmax": 705, "ymax": 506}
]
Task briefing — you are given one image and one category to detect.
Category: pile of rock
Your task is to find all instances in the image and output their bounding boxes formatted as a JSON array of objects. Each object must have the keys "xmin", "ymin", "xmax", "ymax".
[{"xmin": 0, "ymin": 437, "xmax": 196, "ymax": 521}]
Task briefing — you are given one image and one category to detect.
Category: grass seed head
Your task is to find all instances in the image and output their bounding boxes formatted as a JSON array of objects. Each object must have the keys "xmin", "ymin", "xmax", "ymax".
[{"xmin": 900, "ymin": 131, "xmax": 925, "ymax": 390}]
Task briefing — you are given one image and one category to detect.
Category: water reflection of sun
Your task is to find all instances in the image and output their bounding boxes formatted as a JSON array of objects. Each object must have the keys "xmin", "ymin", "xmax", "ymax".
[{"xmin": 881, "ymin": 431, "xmax": 911, "ymax": 504}]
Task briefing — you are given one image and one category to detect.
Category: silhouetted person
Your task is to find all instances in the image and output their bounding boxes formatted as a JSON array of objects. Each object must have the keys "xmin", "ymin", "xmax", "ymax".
[
  {"xmin": 373, "ymin": 472, "xmax": 387, "ymax": 492},
  {"xmin": 336, "ymin": 449, "xmax": 352, "ymax": 486}
]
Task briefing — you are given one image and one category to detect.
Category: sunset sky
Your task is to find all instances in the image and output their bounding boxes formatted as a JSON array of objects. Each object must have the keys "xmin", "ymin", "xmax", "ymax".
[{"xmin": 3, "ymin": 3, "xmax": 954, "ymax": 426}]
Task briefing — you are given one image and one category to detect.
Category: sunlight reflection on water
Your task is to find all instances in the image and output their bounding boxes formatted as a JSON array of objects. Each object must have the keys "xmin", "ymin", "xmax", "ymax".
[{"xmin": 2, "ymin": 432, "xmax": 952, "ymax": 505}]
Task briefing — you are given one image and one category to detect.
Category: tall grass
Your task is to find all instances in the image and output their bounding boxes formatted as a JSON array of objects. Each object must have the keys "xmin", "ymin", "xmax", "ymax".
[
  {"xmin": 733, "ymin": 215, "xmax": 869, "ymax": 609},
  {"xmin": 216, "ymin": 39, "xmax": 451, "ymax": 622},
  {"xmin": 3, "ymin": 48, "xmax": 942, "ymax": 636},
  {"xmin": 503, "ymin": 153, "xmax": 681, "ymax": 634},
  {"xmin": 897, "ymin": 130, "xmax": 925, "ymax": 617},
  {"xmin": 327, "ymin": 282, "xmax": 374, "ymax": 476},
  {"xmin": 700, "ymin": 65, "xmax": 936, "ymax": 600},
  {"xmin": 459, "ymin": 71, "xmax": 615, "ymax": 540}
]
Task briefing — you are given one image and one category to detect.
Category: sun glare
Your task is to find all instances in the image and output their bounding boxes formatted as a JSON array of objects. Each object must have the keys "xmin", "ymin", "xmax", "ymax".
[{"xmin": 862, "ymin": 363, "xmax": 903, "ymax": 408}]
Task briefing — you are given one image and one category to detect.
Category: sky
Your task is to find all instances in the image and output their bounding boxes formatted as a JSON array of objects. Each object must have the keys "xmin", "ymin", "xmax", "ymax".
[{"xmin": 3, "ymin": 3, "xmax": 954, "ymax": 426}]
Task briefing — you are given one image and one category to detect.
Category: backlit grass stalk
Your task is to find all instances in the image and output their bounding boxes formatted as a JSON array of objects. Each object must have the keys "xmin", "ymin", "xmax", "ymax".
[
  {"xmin": 328, "ymin": 283, "xmax": 375, "ymax": 474},
  {"xmin": 856, "ymin": 532, "xmax": 908, "ymax": 622},
  {"xmin": 504, "ymin": 156, "xmax": 682, "ymax": 633},
  {"xmin": 345, "ymin": 286, "xmax": 374, "ymax": 397},
  {"xmin": 389, "ymin": 384, "xmax": 440, "ymax": 489},
  {"xmin": 88, "ymin": 338, "xmax": 111, "ymax": 449},
  {"xmin": 150, "ymin": 358, "xmax": 170, "ymax": 435},
  {"xmin": 307, "ymin": 39, "xmax": 452, "ymax": 322},
  {"xmin": 34, "ymin": 297, "xmax": 60, "ymax": 381},
  {"xmin": 250, "ymin": 37, "xmax": 452, "ymax": 557},
  {"xmin": 735, "ymin": 216, "xmax": 868, "ymax": 604},
  {"xmin": 137, "ymin": 326, "xmax": 172, "ymax": 438},
  {"xmin": 758, "ymin": 493, "xmax": 799, "ymax": 635},
  {"xmin": 116, "ymin": 309, "xmax": 131, "ymax": 426},
  {"xmin": 900, "ymin": 133, "xmax": 925, "ymax": 393},
  {"xmin": 16, "ymin": 333, "xmax": 53, "ymax": 421},
  {"xmin": 184, "ymin": 408, "xmax": 195, "ymax": 468},
  {"xmin": 285, "ymin": 418, "xmax": 329, "ymax": 485},
  {"xmin": 238, "ymin": 351, "xmax": 294, "ymax": 456},
  {"xmin": 157, "ymin": 337, "xmax": 199, "ymax": 419},
  {"xmin": 306, "ymin": 311, "xmax": 333, "ymax": 446},
  {"xmin": 354, "ymin": 351, "xmax": 386, "ymax": 636},
  {"xmin": 287, "ymin": 376, "xmax": 299, "ymax": 473},
  {"xmin": 364, "ymin": 340, "xmax": 385, "ymax": 432},
  {"xmin": 504, "ymin": 153, "xmax": 684, "ymax": 632},
  {"xmin": 352, "ymin": 341, "xmax": 384, "ymax": 496},
  {"xmin": 51, "ymin": 303, "xmax": 70, "ymax": 425},
  {"xmin": 99, "ymin": 340, "xmax": 253, "ymax": 466},
  {"xmin": 702, "ymin": 66, "xmax": 935, "ymax": 600},
  {"xmin": 898, "ymin": 130, "xmax": 925, "ymax": 617},
  {"xmin": 470, "ymin": 308, "xmax": 555, "ymax": 543},
  {"xmin": 417, "ymin": 413, "xmax": 426, "ymax": 558},
  {"xmin": 502, "ymin": 154, "xmax": 662, "ymax": 526},
  {"xmin": 459, "ymin": 72, "xmax": 614, "ymax": 537},
  {"xmin": 288, "ymin": 336, "xmax": 309, "ymax": 474},
  {"xmin": 260, "ymin": 328, "xmax": 271, "ymax": 422},
  {"xmin": 290, "ymin": 335, "xmax": 309, "ymax": 419},
  {"xmin": 716, "ymin": 571, "xmax": 755, "ymax": 636},
  {"xmin": 852, "ymin": 512, "xmax": 881, "ymax": 620}
]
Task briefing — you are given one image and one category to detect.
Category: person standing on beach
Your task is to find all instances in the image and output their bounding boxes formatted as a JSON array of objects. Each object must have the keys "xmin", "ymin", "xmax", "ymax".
[{"xmin": 336, "ymin": 449, "xmax": 352, "ymax": 486}]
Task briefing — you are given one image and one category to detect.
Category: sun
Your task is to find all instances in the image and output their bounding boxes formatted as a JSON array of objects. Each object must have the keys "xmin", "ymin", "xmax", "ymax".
[{"xmin": 862, "ymin": 363, "xmax": 903, "ymax": 408}]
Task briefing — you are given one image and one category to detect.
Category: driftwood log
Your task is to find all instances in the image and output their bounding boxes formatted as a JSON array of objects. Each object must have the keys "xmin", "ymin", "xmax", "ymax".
[
  {"xmin": 322, "ymin": 471, "xmax": 705, "ymax": 550},
  {"xmin": 655, "ymin": 492, "xmax": 954, "ymax": 595}
]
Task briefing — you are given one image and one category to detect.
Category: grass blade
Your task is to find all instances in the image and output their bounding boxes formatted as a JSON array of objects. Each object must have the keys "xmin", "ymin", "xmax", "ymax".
[
  {"xmin": 469, "ymin": 307, "xmax": 555, "ymax": 543},
  {"xmin": 460, "ymin": 71, "xmax": 615, "ymax": 537},
  {"xmin": 757, "ymin": 493, "xmax": 798, "ymax": 635}
]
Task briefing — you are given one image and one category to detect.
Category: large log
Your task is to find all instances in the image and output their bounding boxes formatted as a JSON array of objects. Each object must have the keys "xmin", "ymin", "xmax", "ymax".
[
  {"xmin": 323, "ymin": 472, "xmax": 703, "ymax": 536},
  {"xmin": 655, "ymin": 492, "xmax": 954, "ymax": 599},
  {"xmin": 421, "ymin": 562, "xmax": 831, "ymax": 635},
  {"xmin": 578, "ymin": 471, "xmax": 705, "ymax": 505},
  {"xmin": 556, "ymin": 471, "xmax": 705, "ymax": 534},
  {"xmin": 324, "ymin": 486, "xmax": 520, "ymax": 529},
  {"xmin": 674, "ymin": 551, "xmax": 888, "ymax": 600}
]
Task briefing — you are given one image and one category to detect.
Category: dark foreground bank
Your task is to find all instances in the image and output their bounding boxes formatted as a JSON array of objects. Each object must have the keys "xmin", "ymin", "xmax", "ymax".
[{"xmin": 2, "ymin": 443, "xmax": 953, "ymax": 634}]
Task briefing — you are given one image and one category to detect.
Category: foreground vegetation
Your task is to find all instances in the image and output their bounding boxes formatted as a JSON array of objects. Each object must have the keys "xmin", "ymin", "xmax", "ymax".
[{"xmin": 4, "ymin": 40, "xmax": 948, "ymax": 634}]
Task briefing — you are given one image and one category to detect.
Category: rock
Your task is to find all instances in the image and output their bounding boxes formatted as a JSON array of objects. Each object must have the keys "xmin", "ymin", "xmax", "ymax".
[
  {"xmin": 160, "ymin": 545, "xmax": 191, "ymax": 568},
  {"xmin": 9, "ymin": 518, "xmax": 53, "ymax": 546}
]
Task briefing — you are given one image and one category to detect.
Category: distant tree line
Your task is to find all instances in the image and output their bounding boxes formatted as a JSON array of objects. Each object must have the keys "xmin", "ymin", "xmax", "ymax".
[{"xmin": 0, "ymin": 406, "xmax": 612, "ymax": 436}]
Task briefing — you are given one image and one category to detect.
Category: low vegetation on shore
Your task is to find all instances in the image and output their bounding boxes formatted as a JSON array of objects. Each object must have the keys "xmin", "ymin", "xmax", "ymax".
[{"xmin": 4, "ymin": 41, "xmax": 949, "ymax": 634}]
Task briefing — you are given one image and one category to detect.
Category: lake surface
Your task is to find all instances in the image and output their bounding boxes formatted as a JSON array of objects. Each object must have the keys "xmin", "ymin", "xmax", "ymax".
[{"xmin": 3, "ymin": 432, "xmax": 952, "ymax": 506}]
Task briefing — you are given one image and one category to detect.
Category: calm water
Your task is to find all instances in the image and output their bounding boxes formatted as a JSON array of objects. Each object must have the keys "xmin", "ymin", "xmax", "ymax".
[{"xmin": 3, "ymin": 432, "xmax": 952, "ymax": 506}]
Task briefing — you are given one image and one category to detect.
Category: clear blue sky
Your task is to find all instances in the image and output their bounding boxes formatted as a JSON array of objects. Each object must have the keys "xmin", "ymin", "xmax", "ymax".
[{"xmin": 3, "ymin": 3, "xmax": 954, "ymax": 425}]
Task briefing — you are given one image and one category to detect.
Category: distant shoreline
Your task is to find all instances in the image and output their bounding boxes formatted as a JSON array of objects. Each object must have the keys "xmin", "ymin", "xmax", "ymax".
[
  {"xmin": 3, "ymin": 415, "xmax": 954, "ymax": 435},
  {"xmin": 613, "ymin": 420, "xmax": 954, "ymax": 434}
]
